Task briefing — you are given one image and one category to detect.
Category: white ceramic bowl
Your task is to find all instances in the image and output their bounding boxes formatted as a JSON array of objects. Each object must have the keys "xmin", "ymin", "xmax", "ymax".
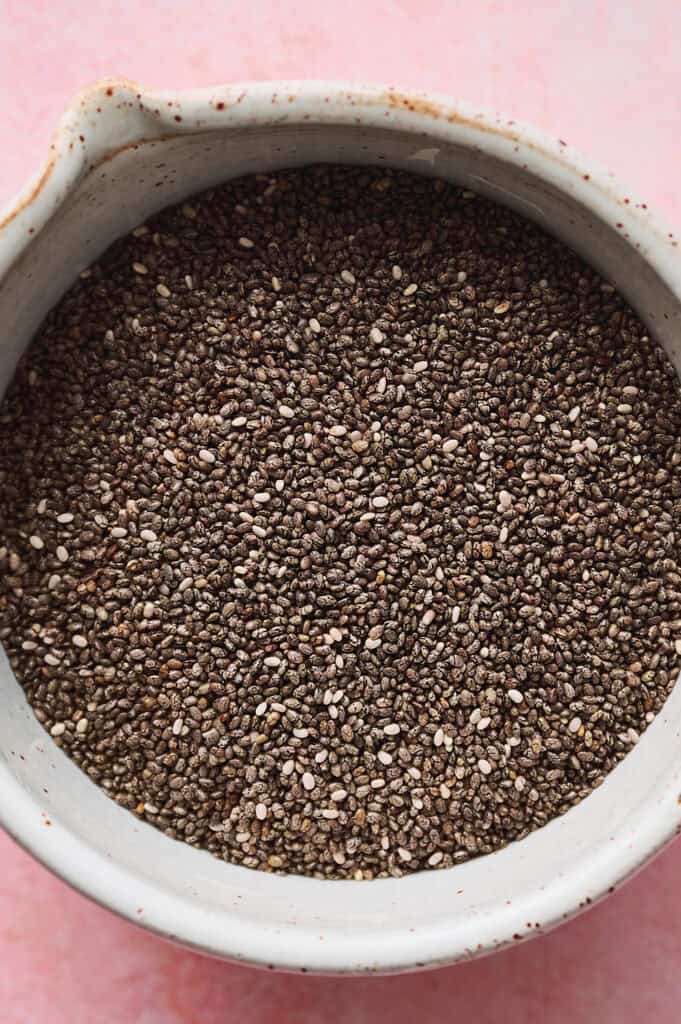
[{"xmin": 1, "ymin": 80, "xmax": 681, "ymax": 975}]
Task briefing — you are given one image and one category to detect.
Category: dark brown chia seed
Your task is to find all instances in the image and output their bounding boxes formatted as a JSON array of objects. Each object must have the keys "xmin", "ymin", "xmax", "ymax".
[{"xmin": 1, "ymin": 165, "xmax": 681, "ymax": 879}]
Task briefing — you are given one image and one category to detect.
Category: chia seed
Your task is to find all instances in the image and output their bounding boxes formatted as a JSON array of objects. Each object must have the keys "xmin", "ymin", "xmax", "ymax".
[{"xmin": 1, "ymin": 165, "xmax": 680, "ymax": 880}]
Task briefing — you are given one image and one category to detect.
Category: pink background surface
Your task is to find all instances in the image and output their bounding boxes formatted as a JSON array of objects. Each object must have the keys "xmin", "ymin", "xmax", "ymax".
[{"xmin": 2, "ymin": 1, "xmax": 681, "ymax": 1020}]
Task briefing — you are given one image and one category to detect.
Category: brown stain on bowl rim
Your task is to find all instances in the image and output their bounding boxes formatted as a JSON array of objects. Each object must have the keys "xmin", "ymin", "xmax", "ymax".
[
  {"xmin": 91, "ymin": 132, "xmax": 186, "ymax": 172},
  {"xmin": 381, "ymin": 90, "xmax": 449, "ymax": 121},
  {"xmin": 0, "ymin": 154, "xmax": 56, "ymax": 232},
  {"xmin": 379, "ymin": 88, "xmax": 519, "ymax": 141},
  {"xmin": 0, "ymin": 79, "xmax": 141, "ymax": 236}
]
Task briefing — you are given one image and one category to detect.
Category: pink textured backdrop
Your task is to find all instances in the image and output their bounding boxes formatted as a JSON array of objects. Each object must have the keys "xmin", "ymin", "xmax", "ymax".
[{"xmin": 2, "ymin": 1, "xmax": 681, "ymax": 1020}]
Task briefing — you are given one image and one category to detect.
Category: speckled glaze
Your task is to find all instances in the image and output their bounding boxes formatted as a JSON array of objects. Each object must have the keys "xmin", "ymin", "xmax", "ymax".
[{"xmin": 1, "ymin": 80, "xmax": 680, "ymax": 975}]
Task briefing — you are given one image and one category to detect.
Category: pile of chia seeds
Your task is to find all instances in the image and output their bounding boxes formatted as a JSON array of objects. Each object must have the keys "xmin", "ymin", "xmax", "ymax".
[{"xmin": 1, "ymin": 166, "xmax": 680, "ymax": 879}]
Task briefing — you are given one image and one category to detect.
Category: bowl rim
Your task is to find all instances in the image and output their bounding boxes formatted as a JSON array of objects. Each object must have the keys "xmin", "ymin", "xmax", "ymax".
[{"xmin": 2, "ymin": 77, "xmax": 681, "ymax": 974}]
